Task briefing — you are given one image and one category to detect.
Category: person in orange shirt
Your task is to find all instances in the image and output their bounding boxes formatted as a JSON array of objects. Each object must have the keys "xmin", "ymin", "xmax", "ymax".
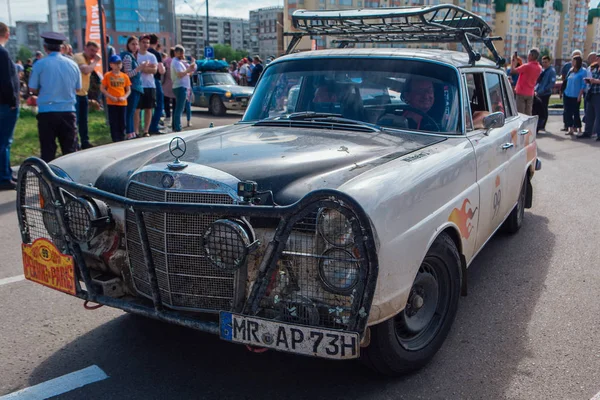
[{"xmin": 101, "ymin": 55, "xmax": 131, "ymax": 142}]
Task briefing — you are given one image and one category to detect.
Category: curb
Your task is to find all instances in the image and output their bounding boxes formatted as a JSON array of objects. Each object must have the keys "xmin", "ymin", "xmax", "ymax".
[{"xmin": 548, "ymin": 109, "xmax": 584, "ymax": 116}]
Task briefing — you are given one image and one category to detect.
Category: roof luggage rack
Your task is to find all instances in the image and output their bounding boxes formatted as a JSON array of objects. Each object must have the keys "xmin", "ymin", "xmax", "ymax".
[{"xmin": 285, "ymin": 5, "xmax": 505, "ymax": 66}]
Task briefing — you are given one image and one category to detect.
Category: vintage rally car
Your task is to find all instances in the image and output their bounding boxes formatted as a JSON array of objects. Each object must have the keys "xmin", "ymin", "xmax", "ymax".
[
  {"xmin": 191, "ymin": 68, "xmax": 254, "ymax": 116},
  {"xmin": 17, "ymin": 5, "xmax": 541, "ymax": 375}
]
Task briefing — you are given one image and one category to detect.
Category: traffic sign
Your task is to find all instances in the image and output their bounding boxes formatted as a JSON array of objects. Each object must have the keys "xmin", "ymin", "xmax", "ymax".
[{"xmin": 204, "ymin": 46, "xmax": 214, "ymax": 59}]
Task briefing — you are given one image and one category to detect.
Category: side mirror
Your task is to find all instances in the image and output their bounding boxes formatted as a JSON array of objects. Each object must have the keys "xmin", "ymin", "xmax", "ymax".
[{"xmin": 483, "ymin": 112, "xmax": 505, "ymax": 131}]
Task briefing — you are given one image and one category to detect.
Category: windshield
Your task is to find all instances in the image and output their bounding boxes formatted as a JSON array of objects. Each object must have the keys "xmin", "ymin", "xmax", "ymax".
[
  {"xmin": 243, "ymin": 58, "xmax": 461, "ymax": 134},
  {"xmin": 203, "ymin": 72, "xmax": 236, "ymax": 86}
]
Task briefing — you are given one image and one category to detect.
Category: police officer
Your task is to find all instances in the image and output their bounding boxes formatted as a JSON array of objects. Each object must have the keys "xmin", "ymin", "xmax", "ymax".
[{"xmin": 28, "ymin": 32, "xmax": 82, "ymax": 162}]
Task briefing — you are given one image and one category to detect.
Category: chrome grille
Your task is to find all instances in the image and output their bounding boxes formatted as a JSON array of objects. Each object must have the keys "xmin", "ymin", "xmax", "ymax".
[{"xmin": 125, "ymin": 180, "xmax": 238, "ymax": 312}]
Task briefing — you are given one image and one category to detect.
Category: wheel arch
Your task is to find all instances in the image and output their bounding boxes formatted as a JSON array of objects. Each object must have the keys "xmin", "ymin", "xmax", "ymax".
[{"xmin": 426, "ymin": 224, "xmax": 467, "ymax": 297}]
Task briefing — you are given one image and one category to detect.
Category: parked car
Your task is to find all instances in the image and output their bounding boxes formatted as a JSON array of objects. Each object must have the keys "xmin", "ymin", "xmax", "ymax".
[
  {"xmin": 16, "ymin": 5, "xmax": 541, "ymax": 376},
  {"xmin": 191, "ymin": 71, "xmax": 254, "ymax": 116}
]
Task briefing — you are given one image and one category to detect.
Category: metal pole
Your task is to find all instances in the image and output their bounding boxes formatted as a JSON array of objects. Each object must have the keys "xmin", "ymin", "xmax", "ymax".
[
  {"xmin": 206, "ymin": 0, "xmax": 209, "ymax": 48},
  {"xmin": 98, "ymin": 0, "xmax": 107, "ymax": 73},
  {"xmin": 7, "ymin": 0, "xmax": 12, "ymax": 26},
  {"xmin": 196, "ymin": 12, "xmax": 200, "ymax": 59}
]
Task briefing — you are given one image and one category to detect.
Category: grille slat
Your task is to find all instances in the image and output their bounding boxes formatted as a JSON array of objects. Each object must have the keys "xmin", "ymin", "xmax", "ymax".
[{"xmin": 126, "ymin": 180, "xmax": 238, "ymax": 312}]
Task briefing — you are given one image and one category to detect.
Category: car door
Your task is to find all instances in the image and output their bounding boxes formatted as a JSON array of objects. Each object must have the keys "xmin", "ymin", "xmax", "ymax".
[
  {"xmin": 499, "ymin": 72, "xmax": 538, "ymax": 211},
  {"xmin": 464, "ymin": 70, "xmax": 519, "ymax": 253},
  {"xmin": 195, "ymin": 73, "xmax": 209, "ymax": 108}
]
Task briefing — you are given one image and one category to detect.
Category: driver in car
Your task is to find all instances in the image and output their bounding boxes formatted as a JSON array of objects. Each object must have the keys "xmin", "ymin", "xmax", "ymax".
[{"xmin": 402, "ymin": 78, "xmax": 440, "ymax": 131}]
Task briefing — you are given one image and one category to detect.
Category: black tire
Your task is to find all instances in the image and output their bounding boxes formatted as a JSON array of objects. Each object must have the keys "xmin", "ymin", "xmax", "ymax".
[
  {"xmin": 209, "ymin": 96, "xmax": 226, "ymax": 116},
  {"xmin": 502, "ymin": 176, "xmax": 527, "ymax": 234},
  {"xmin": 361, "ymin": 232, "xmax": 461, "ymax": 376}
]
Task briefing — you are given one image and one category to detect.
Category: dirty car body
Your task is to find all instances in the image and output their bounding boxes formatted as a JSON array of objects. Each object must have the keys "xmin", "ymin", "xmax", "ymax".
[{"xmin": 16, "ymin": 5, "xmax": 541, "ymax": 374}]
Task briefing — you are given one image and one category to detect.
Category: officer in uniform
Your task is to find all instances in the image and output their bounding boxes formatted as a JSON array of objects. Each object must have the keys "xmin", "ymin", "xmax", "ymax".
[{"xmin": 28, "ymin": 32, "xmax": 82, "ymax": 162}]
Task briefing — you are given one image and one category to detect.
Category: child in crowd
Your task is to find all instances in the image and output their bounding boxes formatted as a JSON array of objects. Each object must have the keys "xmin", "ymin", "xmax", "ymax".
[{"xmin": 101, "ymin": 55, "xmax": 132, "ymax": 142}]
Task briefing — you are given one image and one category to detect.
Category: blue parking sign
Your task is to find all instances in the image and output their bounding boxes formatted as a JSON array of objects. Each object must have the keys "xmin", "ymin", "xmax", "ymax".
[{"xmin": 204, "ymin": 46, "xmax": 214, "ymax": 59}]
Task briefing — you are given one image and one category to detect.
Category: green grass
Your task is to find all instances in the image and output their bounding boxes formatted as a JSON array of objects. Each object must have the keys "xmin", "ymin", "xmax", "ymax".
[
  {"xmin": 548, "ymin": 96, "xmax": 584, "ymax": 109},
  {"xmin": 12, "ymin": 108, "xmax": 112, "ymax": 166}
]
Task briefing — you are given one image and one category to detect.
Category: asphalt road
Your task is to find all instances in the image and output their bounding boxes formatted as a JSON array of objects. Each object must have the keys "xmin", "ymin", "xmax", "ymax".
[{"xmin": 1, "ymin": 115, "xmax": 599, "ymax": 400}]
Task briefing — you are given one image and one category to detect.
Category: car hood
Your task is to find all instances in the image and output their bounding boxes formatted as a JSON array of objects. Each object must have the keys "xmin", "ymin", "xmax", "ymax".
[
  {"xmin": 52, "ymin": 124, "xmax": 445, "ymax": 204},
  {"xmin": 198, "ymin": 85, "xmax": 253, "ymax": 96}
]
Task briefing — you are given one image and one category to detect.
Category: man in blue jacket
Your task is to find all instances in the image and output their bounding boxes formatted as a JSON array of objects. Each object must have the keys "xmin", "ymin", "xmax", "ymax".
[
  {"xmin": 0, "ymin": 23, "xmax": 19, "ymax": 190},
  {"xmin": 28, "ymin": 32, "xmax": 81, "ymax": 162},
  {"xmin": 535, "ymin": 55, "xmax": 556, "ymax": 133}
]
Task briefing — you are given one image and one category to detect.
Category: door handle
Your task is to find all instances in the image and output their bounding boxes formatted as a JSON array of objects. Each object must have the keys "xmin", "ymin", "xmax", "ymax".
[
  {"xmin": 518, "ymin": 129, "xmax": 529, "ymax": 135},
  {"xmin": 501, "ymin": 143, "xmax": 515, "ymax": 150}
]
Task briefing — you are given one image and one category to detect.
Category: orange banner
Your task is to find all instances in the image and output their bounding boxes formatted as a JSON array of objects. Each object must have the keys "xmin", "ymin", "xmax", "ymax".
[{"xmin": 85, "ymin": 0, "xmax": 106, "ymax": 76}]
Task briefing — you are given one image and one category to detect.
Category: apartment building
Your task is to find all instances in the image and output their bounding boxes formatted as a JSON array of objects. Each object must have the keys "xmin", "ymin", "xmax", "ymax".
[
  {"xmin": 66, "ymin": 0, "xmax": 176, "ymax": 52},
  {"xmin": 283, "ymin": 0, "xmax": 593, "ymax": 65},
  {"xmin": 249, "ymin": 6, "xmax": 284, "ymax": 60},
  {"xmin": 585, "ymin": 5, "xmax": 600, "ymax": 55},
  {"xmin": 495, "ymin": 0, "xmax": 563, "ymax": 61},
  {"xmin": 48, "ymin": 0, "xmax": 70, "ymax": 37},
  {"xmin": 556, "ymin": 0, "xmax": 589, "ymax": 61},
  {"xmin": 176, "ymin": 15, "xmax": 250, "ymax": 58},
  {"xmin": 15, "ymin": 21, "xmax": 50, "ymax": 54}
]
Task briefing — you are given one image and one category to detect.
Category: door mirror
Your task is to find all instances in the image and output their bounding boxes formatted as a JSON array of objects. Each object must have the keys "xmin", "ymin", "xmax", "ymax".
[{"xmin": 483, "ymin": 112, "xmax": 505, "ymax": 130}]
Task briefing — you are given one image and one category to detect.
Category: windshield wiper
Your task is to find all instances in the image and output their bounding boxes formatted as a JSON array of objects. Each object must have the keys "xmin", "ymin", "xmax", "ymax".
[
  {"xmin": 311, "ymin": 116, "xmax": 381, "ymax": 131},
  {"xmin": 286, "ymin": 111, "xmax": 343, "ymax": 120}
]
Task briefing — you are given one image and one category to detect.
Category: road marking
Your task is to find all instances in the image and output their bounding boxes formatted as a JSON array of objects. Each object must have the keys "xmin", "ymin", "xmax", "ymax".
[
  {"xmin": 0, "ymin": 365, "xmax": 108, "ymax": 400},
  {"xmin": 591, "ymin": 390, "xmax": 600, "ymax": 400},
  {"xmin": 0, "ymin": 275, "xmax": 25, "ymax": 286}
]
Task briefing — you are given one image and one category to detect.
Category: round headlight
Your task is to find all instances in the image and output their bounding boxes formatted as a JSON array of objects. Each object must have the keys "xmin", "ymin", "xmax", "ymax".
[
  {"xmin": 204, "ymin": 219, "xmax": 252, "ymax": 271},
  {"xmin": 64, "ymin": 197, "xmax": 109, "ymax": 243},
  {"xmin": 225, "ymin": 91, "xmax": 232, "ymax": 98},
  {"xmin": 65, "ymin": 198, "xmax": 96, "ymax": 242},
  {"xmin": 317, "ymin": 208, "xmax": 354, "ymax": 247},
  {"xmin": 319, "ymin": 248, "xmax": 359, "ymax": 294}
]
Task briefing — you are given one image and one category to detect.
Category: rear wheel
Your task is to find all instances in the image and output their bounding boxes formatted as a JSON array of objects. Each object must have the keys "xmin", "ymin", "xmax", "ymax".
[
  {"xmin": 361, "ymin": 232, "xmax": 461, "ymax": 376},
  {"xmin": 209, "ymin": 96, "xmax": 226, "ymax": 116},
  {"xmin": 502, "ymin": 176, "xmax": 527, "ymax": 234}
]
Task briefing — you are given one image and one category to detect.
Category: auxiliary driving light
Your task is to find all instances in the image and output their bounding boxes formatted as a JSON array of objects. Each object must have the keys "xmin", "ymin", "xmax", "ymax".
[
  {"xmin": 317, "ymin": 208, "xmax": 355, "ymax": 247},
  {"xmin": 37, "ymin": 179, "xmax": 61, "ymax": 239},
  {"xmin": 319, "ymin": 248, "xmax": 360, "ymax": 294},
  {"xmin": 204, "ymin": 219, "xmax": 258, "ymax": 271},
  {"xmin": 64, "ymin": 197, "xmax": 110, "ymax": 243}
]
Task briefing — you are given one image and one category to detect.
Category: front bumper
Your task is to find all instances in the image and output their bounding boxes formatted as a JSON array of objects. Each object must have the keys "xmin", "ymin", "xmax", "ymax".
[
  {"xmin": 224, "ymin": 97, "xmax": 249, "ymax": 110},
  {"xmin": 16, "ymin": 158, "xmax": 378, "ymax": 352}
]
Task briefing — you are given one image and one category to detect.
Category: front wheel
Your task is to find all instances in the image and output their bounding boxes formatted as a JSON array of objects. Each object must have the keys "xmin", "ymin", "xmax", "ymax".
[
  {"xmin": 361, "ymin": 232, "xmax": 461, "ymax": 376},
  {"xmin": 209, "ymin": 96, "xmax": 226, "ymax": 116}
]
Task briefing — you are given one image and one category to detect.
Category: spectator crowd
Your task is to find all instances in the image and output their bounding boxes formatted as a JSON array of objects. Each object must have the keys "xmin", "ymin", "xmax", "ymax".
[
  {"xmin": 0, "ymin": 24, "xmax": 272, "ymax": 192},
  {"xmin": 509, "ymin": 47, "xmax": 600, "ymax": 140}
]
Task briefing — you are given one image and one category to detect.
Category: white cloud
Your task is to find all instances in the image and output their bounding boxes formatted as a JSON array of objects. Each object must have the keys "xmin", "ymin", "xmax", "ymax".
[{"xmin": 177, "ymin": 0, "xmax": 283, "ymax": 20}]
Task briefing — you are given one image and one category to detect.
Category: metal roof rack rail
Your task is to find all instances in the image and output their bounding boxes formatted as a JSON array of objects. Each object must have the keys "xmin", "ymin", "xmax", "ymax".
[{"xmin": 284, "ymin": 5, "xmax": 505, "ymax": 66}]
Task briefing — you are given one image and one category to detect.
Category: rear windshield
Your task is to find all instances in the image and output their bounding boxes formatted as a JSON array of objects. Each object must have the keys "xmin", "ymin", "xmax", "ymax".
[{"xmin": 243, "ymin": 58, "xmax": 461, "ymax": 134}]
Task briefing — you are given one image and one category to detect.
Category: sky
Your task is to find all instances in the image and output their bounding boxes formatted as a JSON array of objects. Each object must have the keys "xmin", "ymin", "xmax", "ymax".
[
  {"xmin": 0, "ymin": 0, "xmax": 283, "ymax": 25},
  {"xmin": 2, "ymin": 0, "xmax": 599, "ymax": 26}
]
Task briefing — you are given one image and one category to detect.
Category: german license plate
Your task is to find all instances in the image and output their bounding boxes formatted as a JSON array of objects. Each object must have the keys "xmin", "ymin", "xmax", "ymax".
[
  {"xmin": 22, "ymin": 238, "xmax": 76, "ymax": 295},
  {"xmin": 220, "ymin": 312, "xmax": 359, "ymax": 359}
]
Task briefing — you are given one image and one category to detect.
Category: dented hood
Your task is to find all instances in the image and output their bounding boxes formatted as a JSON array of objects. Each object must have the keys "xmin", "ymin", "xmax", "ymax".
[{"xmin": 52, "ymin": 124, "xmax": 444, "ymax": 204}]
